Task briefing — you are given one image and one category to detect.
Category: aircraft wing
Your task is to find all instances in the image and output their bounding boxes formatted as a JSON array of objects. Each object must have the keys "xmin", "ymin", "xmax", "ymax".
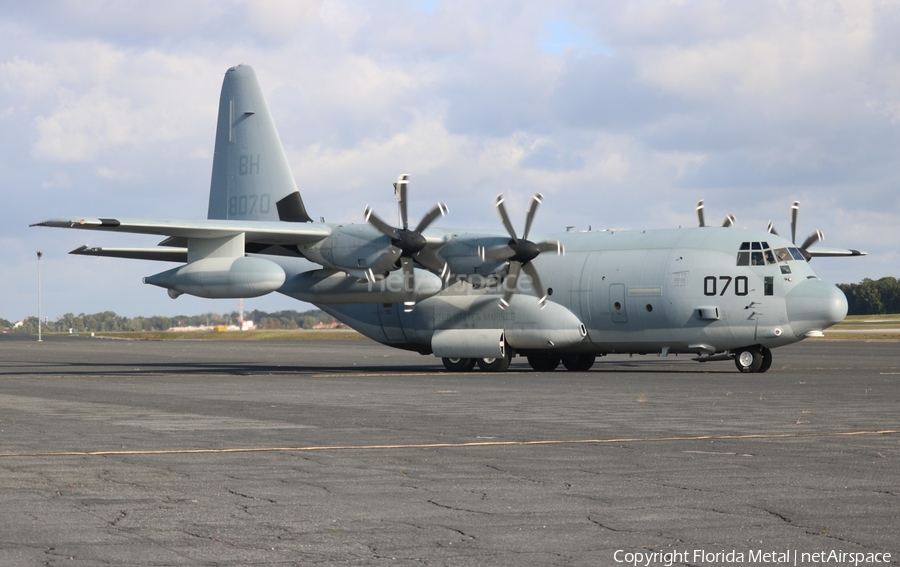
[
  {"xmin": 32, "ymin": 216, "xmax": 332, "ymax": 245},
  {"xmin": 807, "ymin": 247, "xmax": 867, "ymax": 258}
]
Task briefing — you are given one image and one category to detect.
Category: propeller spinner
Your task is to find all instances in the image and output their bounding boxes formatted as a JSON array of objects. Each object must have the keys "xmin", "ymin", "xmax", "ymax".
[
  {"xmin": 479, "ymin": 193, "xmax": 564, "ymax": 310},
  {"xmin": 364, "ymin": 174, "xmax": 450, "ymax": 312},
  {"xmin": 766, "ymin": 200, "xmax": 822, "ymax": 260}
]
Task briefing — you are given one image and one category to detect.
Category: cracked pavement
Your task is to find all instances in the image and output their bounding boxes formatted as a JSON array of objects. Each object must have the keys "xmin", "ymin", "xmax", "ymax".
[{"xmin": 0, "ymin": 337, "xmax": 897, "ymax": 566}]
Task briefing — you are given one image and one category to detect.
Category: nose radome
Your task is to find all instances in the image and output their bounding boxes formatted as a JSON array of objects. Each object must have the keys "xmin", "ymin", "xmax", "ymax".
[{"xmin": 786, "ymin": 279, "xmax": 848, "ymax": 337}]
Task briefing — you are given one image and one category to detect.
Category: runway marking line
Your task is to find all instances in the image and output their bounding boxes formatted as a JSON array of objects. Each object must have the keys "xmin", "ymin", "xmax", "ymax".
[{"xmin": 0, "ymin": 429, "xmax": 896, "ymax": 458}]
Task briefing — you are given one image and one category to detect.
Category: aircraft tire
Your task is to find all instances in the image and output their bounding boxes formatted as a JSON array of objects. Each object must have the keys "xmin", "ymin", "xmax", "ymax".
[
  {"xmin": 442, "ymin": 357, "xmax": 476, "ymax": 372},
  {"xmin": 734, "ymin": 347, "xmax": 763, "ymax": 373},
  {"xmin": 527, "ymin": 353, "xmax": 561, "ymax": 372},
  {"xmin": 757, "ymin": 347, "xmax": 773, "ymax": 373},
  {"xmin": 477, "ymin": 355, "xmax": 511, "ymax": 372},
  {"xmin": 561, "ymin": 353, "xmax": 596, "ymax": 372}
]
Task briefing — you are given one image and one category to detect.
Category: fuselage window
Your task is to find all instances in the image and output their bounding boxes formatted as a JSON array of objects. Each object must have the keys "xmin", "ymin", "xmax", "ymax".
[
  {"xmin": 780, "ymin": 265, "xmax": 792, "ymax": 274},
  {"xmin": 764, "ymin": 276, "xmax": 774, "ymax": 296}
]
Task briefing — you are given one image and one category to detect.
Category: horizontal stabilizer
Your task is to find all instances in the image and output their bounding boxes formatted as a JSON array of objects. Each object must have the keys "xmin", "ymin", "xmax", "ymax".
[{"xmin": 71, "ymin": 245, "xmax": 187, "ymax": 263}]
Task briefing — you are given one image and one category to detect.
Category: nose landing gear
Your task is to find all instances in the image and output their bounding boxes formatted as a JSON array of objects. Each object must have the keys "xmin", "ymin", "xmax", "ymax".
[{"xmin": 734, "ymin": 345, "xmax": 773, "ymax": 373}]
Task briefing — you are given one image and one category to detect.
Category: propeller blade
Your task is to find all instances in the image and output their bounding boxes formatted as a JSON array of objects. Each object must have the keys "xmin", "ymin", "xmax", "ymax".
[
  {"xmin": 413, "ymin": 202, "xmax": 449, "ymax": 234},
  {"xmin": 766, "ymin": 221, "xmax": 778, "ymax": 235},
  {"xmin": 393, "ymin": 173, "xmax": 410, "ymax": 230},
  {"xmin": 522, "ymin": 192, "xmax": 543, "ymax": 241},
  {"xmin": 479, "ymin": 245, "xmax": 514, "ymax": 262},
  {"xmin": 790, "ymin": 200, "xmax": 800, "ymax": 245},
  {"xmin": 499, "ymin": 261, "xmax": 521, "ymax": 310},
  {"xmin": 521, "ymin": 262, "xmax": 547, "ymax": 309},
  {"xmin": 400, "ymin": 257, "xmax": 416, "ymax": 312},
  {"xmin": 369, "ymin": 245, "xmax": 404, "ymax": 278},
  {"xmin": 365, "ymin": 206, "xmax": 400, "ymax": 239},
  {"xmin": 800, "ymin": 229, "xmax": 823, "ymax": 252},
  {"xmin": 721, "ymin": 214, "xmax": 736, "ymax": 228},
  {"xmin": 536, "ymin": 239, "xmax": 564, "ymax": 256},
  {"xmin": 495, "ymin": 195, "xmax": 519, "ymax": 241},
  {"xmin": 696, "ymin": 200, "xmax": 706, "ymax": 227},
  {"xmin": 414, "ymin": 249, "xmax": 450, "ymax": 281}
]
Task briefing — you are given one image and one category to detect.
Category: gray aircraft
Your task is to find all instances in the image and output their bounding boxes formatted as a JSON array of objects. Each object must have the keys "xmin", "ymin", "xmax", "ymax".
[{"xmin": 34, "ymin": 65, "xmax": 866, "ymax": 373}]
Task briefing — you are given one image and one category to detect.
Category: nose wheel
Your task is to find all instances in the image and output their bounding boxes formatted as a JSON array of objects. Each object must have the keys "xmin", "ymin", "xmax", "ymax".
[{"xmin": 734, "ymin": 346, "xmax": 773, "ymax": 373}]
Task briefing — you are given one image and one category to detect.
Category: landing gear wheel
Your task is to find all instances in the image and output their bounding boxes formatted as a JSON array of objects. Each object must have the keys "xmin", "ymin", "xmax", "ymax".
[
  {"xmin": 442, "ymin": 357, "xmax": 476, "ymax": 372},
  {"xmin": 561, "ymin": 354, "xmax": 596, "ymax": 372},
  {"xmin": 757, "ymin": 347, "xmax": 773, "ymax": 373},
  {"xmin": 734, "ymin": 347, "xmax": 763, "ymax": 373},
  {"xmin": 477, "ymin": 353, "xmax": 512, "ymax": 372},
  {"xmin": 527, "ymin": 353, "xmax": 561, "ymax": 372}
]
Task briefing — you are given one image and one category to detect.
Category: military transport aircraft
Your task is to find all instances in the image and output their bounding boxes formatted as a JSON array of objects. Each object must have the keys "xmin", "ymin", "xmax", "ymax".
[{"xmin": 34, "ymin": 65, "xmax": 866, "ymax": 373}]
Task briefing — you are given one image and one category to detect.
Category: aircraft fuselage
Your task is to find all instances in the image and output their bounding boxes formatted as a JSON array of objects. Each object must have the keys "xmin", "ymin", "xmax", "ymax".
[{"xmin": 286, "ymin": 226, "xmax": 847, "ymax": 361}]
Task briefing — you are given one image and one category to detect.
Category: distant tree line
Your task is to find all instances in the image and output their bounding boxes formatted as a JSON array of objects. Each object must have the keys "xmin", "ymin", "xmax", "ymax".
[
  {"xmin": 3, "ymin": 309, "xmax": 336, "ymax": 335},
  {"xmin": 837, "ymin": 277, "xmax": 900, "ymax": 316}
]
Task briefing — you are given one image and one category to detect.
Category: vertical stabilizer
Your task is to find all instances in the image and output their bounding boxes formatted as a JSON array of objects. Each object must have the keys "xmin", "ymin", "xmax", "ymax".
[{"xmin": 207, "ymin": 65, "xmax": 312, "ymax": 222}]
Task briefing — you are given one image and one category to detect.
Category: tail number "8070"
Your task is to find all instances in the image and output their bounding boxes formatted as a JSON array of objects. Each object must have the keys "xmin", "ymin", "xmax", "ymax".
[
  {"xmin": 704, "ymin": 276, "xmax": 749, "ymax": 296},
  {"xmin": 228, "ymin": 194, "xmax": 272, "ymax": 217}
]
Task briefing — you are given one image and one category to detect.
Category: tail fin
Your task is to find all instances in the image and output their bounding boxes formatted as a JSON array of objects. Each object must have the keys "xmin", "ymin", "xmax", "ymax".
[{"xmin": 207, "ymin": 65, "xmax": 312, "ymax": 223}]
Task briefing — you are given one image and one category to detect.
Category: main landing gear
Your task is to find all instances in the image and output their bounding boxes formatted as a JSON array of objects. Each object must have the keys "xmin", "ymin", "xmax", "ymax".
[
  {"xmin": 733, "ymin": 345, "xmax": 773, "ymax": 373},
  {"xmin": 442, "ymin": 352, "xmax": 597, "ymax": 373}
]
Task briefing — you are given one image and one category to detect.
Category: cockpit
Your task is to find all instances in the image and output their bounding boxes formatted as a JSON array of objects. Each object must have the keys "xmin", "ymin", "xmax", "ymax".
[{"xmin": 736, "ymin": 241, "xmax": 805, "ymax": 267}]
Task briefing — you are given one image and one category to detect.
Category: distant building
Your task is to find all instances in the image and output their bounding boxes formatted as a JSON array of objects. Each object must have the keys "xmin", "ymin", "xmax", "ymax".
[{"xmin": 312, "ymin": 320, "xmax": 344, "ymax": 329}]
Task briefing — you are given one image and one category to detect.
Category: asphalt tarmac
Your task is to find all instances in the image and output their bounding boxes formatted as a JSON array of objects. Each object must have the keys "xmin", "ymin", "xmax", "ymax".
[{"xmin": 0, "ymin": 336, "xmax": 897, "ymax": 566}]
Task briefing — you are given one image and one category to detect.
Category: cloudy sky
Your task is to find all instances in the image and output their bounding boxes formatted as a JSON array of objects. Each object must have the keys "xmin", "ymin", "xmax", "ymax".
[{"xmin": 2, "ymin": 0, "xmax": 897, "ymax": 322}]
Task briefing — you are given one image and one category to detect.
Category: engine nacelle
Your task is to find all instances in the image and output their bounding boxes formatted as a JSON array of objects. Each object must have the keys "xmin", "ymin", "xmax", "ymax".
[
  {"xmin": 144, "ymin": 256, "xmax": 285, "ymax": 299},
  {"xmin": 281, "ymin": 268, "xmax": 443, "ymax": 304}
]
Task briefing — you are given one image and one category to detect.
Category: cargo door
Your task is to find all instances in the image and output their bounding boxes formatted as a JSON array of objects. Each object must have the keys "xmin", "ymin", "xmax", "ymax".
[{"xmin": 378, "ymin": 303, "xmax": 408, "ymax": 343}]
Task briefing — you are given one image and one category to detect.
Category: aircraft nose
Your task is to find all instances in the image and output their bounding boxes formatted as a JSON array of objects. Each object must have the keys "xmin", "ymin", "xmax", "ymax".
[{"xmin": 786, "ymin": 279, "xmax": 848, "ymax": 337}]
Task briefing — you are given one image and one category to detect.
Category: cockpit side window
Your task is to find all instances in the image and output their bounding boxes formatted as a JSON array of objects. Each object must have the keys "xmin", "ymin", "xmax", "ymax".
[
  {"xmin": 789, "ymin": 247, "xmax": 806, "ymax": 261},
  {"xmin": 774, "ymin": 248, "xmax": 791, "ymax": 262}
]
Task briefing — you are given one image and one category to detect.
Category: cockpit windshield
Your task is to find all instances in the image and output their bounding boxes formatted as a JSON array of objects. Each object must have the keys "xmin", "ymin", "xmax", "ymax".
[{"xmin": 736, "ymin": 242, "xmax": 804, "ymax": 266}]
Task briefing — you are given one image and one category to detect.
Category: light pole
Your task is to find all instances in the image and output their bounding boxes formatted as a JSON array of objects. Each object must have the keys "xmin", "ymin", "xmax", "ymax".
[{"xmin": 36, "ymin": 250, "xmax": 42, "ymax": 342}]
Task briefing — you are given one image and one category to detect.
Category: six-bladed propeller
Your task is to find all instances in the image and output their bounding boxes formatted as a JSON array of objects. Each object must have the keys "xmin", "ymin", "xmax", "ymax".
[
  {"xmin": 478, "ymin": 193, "xmax": 564, "ymax": 310},
  {"xmin": 766, "ymin": 200, "xmax": 822, "ymax": 260},
  {"xmin": 363, "ymin": 174, "xmax": 450, "ymax": 311}
]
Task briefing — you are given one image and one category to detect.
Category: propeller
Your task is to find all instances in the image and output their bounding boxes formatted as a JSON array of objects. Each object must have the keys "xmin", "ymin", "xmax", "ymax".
[
  {"xmin": 696, "ymin": 199, "xmax": 736, "ymax": 227},
  {"xmin": 766, "ymin": 200, "xmax": 822, "ymax": 260},
  {"xmin": 478, "ymin": 193, "xmax": 564, "ymax": 310},
  {"xmin": 364, "ymin": 173, "xmax": 450, "ymax": 311}
]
